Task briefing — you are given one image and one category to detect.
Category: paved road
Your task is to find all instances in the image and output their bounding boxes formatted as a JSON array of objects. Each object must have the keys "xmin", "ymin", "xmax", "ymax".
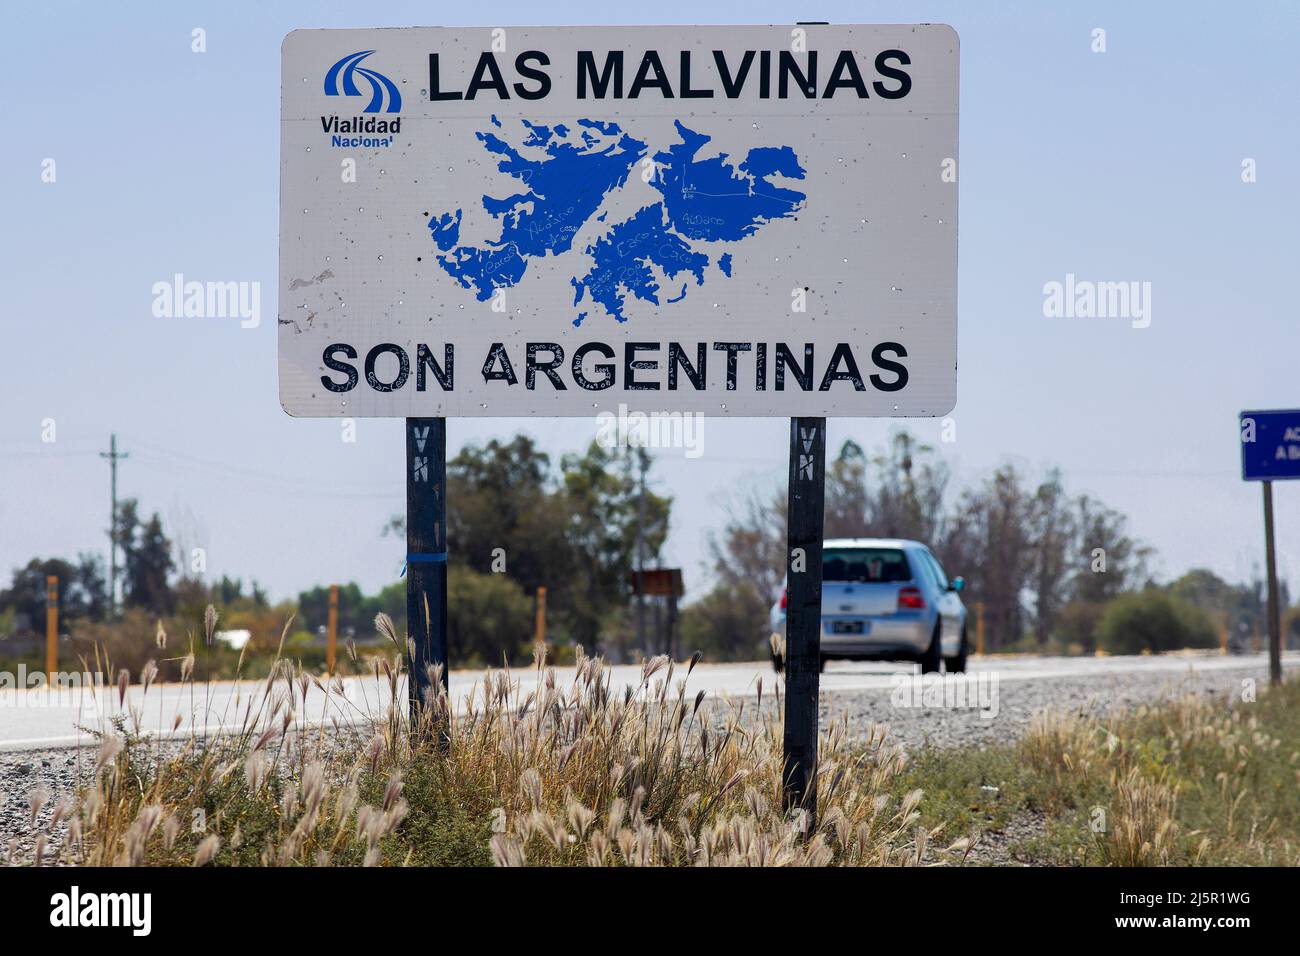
[{"xmin": 0, "ymin": 651, "xmax": 1292, "ymax": 752}]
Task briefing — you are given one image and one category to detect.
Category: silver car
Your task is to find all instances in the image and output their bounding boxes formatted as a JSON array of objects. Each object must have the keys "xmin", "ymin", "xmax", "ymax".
[{"xmin": 769, "ymin": 538, "xmax": 968, "ymax": 673}]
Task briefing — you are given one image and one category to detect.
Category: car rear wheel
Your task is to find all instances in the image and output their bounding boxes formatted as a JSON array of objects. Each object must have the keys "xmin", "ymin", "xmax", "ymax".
[
  {"xmin": 919, "ymin": 621, "xmax": 943, "ymax": 674},
  {"xmin": 945, "ymin": 625, "xmax": 968, "ymax": 674}
]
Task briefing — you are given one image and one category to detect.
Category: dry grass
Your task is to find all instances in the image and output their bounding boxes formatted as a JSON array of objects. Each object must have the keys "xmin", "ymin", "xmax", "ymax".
[
  {"xmin": 18, "ymin": 610, "xmax": 1294, "ymax": 867},
  {"xmin": 9, "ymin": 611, "xmax": 967, "ymax": 868},
  {"xmin": 1008, "ymin": 678, "xmax": 1300, "ymax": 865},
  {"xmin": 1019, "ymin": 708, "xmax": 1107, "ymax": 812},
  {"xmin": 1097, "ymin": 767, "xmax": 1179, "ymax": 866}
]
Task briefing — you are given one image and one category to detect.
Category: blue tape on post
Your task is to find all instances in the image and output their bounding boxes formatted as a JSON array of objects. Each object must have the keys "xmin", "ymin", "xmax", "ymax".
[{"xmin": 400, "ymin": 552, "xmax": 448, "ymax": 577}]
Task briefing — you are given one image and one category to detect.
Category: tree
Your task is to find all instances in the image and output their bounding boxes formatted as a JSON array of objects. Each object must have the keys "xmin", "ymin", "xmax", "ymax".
[
  {"xmin": 214, "ymin": 576, "xmax": 268, "ymax": 608},
  {"xmin": 387, "ymin": 435, "xmax": 672, "ymax": 659},
  {"xmin": 0, "ymin": 555, "xmax": 108, "ymax": 633},
  {"xmin": 1168, "ymin": 567, "xmax": 1290, "ymax": 651},
  {"xmin": 1070, "ymin": 495, "xmax": 1150, "ymax": 604},
  {"xmin": 708, "ymin": 431, "xmax": 953, "ymax": 611},
  {"xmin": 1028, "ymin": 470, "xmax": 1075, "ymax": 646},
  {"xmin": 868, "ymin": 431, "xmax": 949, "ymax": 541},
  {"xmin": 114, "ymin": 499, "xmax": 175, "ymax": 614},
  {"xmin": 823, "ymin": 432, "xmax": 950, "ymax": 541},
  {"xmin": 679, "ymin": 583, "xmax": 772, "ymax": 662},
  {"xmin": 1055, "ymin": 598, "xmax": 1107, "ymax": 653},
  {"xmin": 1284, "ymin": 605, "xmax": 1300, "ymax": 650},
  {"xmin": 299, "ymin": 582, "xmax": 364, "ymax": 635},
  {"xmin": 824, "ymin": 439, "xmax": 868, "ymax": 537},
  {"xmin": 446, "ymin": 565, "xmax": 533, "ymax": 666},
  {"xmin": 937, "ymin": 466, "xmax": 1035, "ymax": 650},
  {"xmin": 560, "ymin": 443, "xmax": 670, "ymax": 655},
  {"xmin": 446, "ymin": 435, "xmax": 569, "ymax": 593},
  {"xmin": 693, "ymin": 481, "xmax": 786, "ymax": 663},
  {"xmin": 72, "ymin": 553, "xmax": 111, "ymax": 622},
  {"xmin": 708, "ymin": 484, "xmax": 786, "ymax": 605},
  {"xmin": 705, "ymin": 430, "xmax": 1167, "ymax": 655}
]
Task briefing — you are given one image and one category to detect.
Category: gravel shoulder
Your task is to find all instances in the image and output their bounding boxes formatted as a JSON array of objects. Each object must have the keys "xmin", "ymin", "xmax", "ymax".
[{"xmin": 814, "ymin": 658, "xmax": 1294, "ymax": 752}]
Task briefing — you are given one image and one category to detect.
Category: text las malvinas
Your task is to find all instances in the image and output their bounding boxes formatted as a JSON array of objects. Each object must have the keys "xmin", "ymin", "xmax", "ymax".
[
  {"xmin": 426, "ymin": 48, "xmax": 913, "ymax": 101},
  {"xmin": 320, "ymin": 340, "xmax": 908, "ymax": 393}
]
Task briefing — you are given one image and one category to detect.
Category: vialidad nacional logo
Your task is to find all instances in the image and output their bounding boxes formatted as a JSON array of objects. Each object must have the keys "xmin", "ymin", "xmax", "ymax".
[
  {"xmin": 324, "ymin": 50, "xmax": 401, "ymax": 112},
  {"xmin": 321, "ymin": 50, "xmax": 401, "ymax": 147}
]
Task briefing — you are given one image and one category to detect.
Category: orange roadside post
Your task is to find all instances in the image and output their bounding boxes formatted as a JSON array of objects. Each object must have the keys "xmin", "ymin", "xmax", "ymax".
[
  {"xmin": 45, "ymin": 575, "xmax": 58, "ymax": 679},
  {"xmin": 327, "ymin": 584, "xmax": 339, "ymax": 676},
  {"xmin": 534, "ymin": 586, "xmax": 547, "ymax": 649}
]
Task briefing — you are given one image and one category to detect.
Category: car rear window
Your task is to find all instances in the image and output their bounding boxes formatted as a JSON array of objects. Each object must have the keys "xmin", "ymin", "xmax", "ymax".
[{"xmin": 822, "ymin": 548, "xmax": 913, "ymax": 583}]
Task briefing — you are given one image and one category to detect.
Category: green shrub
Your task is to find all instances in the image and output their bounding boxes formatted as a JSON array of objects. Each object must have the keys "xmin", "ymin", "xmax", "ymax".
[
  {"xmin": 446, "ymin": 565, "xmax": 534, "ymax": 666},
  {"xmin": 1095, "ymin": 590, "xmax": 1218, "ymax": 655},
  {"xmin": 1054, "ymin": 599, "xmax": 1106, "ymax": 653}
]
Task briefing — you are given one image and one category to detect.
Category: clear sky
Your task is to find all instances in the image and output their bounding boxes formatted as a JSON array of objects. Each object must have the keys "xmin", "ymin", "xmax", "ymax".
[{"xmin": 2, "ymin": 1, "xmax": 1297, "ymax": 604}]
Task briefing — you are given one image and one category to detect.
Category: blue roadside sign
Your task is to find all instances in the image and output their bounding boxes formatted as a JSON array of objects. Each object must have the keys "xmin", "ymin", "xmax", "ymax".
[{"xmin": 1240, "ymin": 409, "xmax": 1300, "ymax": 481}]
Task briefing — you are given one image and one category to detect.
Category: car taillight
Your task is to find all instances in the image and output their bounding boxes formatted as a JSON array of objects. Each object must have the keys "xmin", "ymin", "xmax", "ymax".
[
  {"xmin": 897, "ymin": 586, "xmax": 925, "ymax": 610},
  {"xmin": 779, "ymin": 587, "xmax": 788, "ymax": 610}
]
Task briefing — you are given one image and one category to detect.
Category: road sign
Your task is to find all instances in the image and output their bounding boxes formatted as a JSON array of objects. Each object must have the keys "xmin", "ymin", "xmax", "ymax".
[
  {"xmin": 279, "ymin": 25, "xmax": 958, "ymax": 418},
  {"xmin": 1239, "ymin": 409, "xmax": 1300, "ymax": 481},
  {"xmin": 628, "ymin": 568, "xmax": 684, "ymax": 597},
  {"xmin": 279, "ymin": 24, "xmax": 960, "ymax": 780},
  {"xmin": 1239, "ymin": 409, "xmax": 1297, "ymax": 685}
]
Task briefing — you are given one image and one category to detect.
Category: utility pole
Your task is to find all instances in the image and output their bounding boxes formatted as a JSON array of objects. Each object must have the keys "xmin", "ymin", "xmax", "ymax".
[{"xmin": 99, "ymin": 434, "xmax": 128, "ymax": 617}]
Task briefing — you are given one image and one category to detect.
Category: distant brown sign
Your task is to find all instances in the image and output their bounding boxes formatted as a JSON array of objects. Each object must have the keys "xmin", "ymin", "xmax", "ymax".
[{"xmin": 629, "ymin": 568, "xmax": 684, "ymax": 598}]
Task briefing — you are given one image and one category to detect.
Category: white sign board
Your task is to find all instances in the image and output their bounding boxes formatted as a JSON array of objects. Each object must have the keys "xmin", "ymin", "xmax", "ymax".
[{"xmin": 279, "ymin": 25, "xmax": 958, "ymax": 417}]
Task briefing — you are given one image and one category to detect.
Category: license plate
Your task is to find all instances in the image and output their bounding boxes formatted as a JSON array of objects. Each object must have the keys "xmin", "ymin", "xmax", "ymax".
[{"xmin": 830, "ymin": 620, "xmax": 867, "ymax": 635}]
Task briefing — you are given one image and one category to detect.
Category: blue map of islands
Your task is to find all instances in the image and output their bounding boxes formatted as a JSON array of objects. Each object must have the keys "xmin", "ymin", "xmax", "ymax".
[{"xmin": 428, "ymin": 117, "xmax": 807, "ymax": 325}]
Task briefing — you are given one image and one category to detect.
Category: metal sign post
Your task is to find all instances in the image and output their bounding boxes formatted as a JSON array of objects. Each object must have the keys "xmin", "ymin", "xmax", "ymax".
[
  {"xmin": 1262, "ymin": 481, "xmax": 1282, "ymax": 685},
  {"xmin": 406, "ymin": 417, "xmax": 449, "ymax": 729},
  {"xmin": 783, "ymin": 417, "xmax": 826, "ymax": 822},
  {"xmin": 1239, "ymin": 408, "xmax": 1300, "ymax": 686}
]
